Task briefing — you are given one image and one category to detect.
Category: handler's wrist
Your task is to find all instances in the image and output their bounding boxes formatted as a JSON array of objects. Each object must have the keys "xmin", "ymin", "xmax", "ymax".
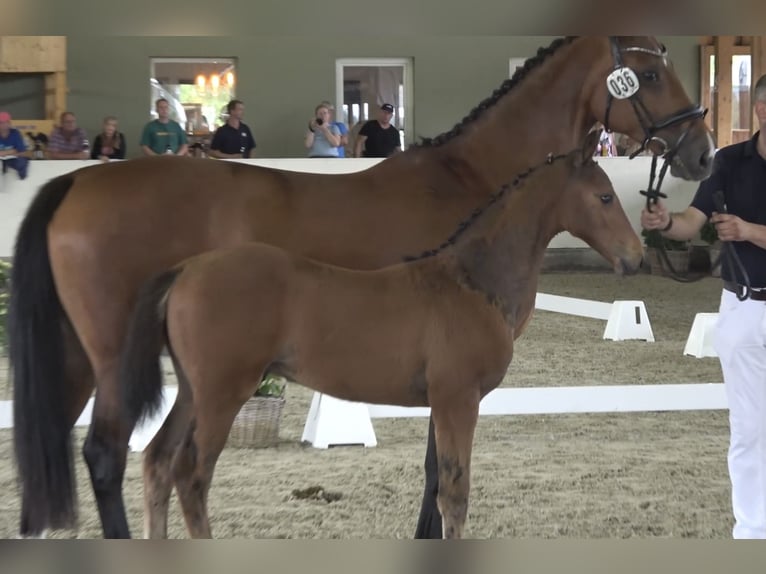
[{"xmin": 661, "ymin": 215, "xmax": 674, "ymax": 232}]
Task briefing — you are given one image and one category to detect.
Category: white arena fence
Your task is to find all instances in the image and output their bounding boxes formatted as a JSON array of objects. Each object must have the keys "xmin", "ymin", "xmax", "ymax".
[
  {"xmin": 0, "ymin": 156, "xmax": 700, "ymax": 258},
  {"xmin": 0, "ymin": 156, "xmax": 723, "ymax": 450}
]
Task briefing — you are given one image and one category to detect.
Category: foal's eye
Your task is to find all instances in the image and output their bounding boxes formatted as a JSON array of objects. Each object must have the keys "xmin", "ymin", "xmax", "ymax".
[
  {"xmin": 600, "ymin": 194, "xmax": 614, "ymax": 204},
  {"xmin": 642, "ymin": 70, "xmax": 660, "ymax": 83}
]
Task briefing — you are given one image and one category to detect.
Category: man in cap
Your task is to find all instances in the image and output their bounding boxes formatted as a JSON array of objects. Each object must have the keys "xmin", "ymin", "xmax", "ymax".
[
  {"xmin": 354, "ymin": 102, "xmax": 401, "ymax": 158},
  {"xmin": 0, "ymin": 111, "xmax": 30, "ymax": 180}
]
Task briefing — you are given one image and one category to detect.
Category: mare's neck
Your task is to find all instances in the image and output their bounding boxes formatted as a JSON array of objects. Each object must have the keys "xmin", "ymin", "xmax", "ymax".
[{"xmin": 444, "ymin": 38, "xmax": 595, "ymax": 187}]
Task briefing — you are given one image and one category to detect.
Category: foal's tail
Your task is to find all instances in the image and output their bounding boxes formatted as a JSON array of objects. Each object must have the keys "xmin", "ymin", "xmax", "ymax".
[
  {"xmin": 9, "ymin": 174, "xmax": 77, "ymax": 534},
  {"xmin": 119, "ymin": 268, "xmax": 183, "ymax": 428}
]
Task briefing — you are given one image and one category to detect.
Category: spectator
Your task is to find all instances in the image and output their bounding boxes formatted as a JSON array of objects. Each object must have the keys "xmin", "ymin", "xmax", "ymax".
[
  {"xmin": 209, "ymin": 99, "xmax": 256, "ymax": 159},
  {"xmin": 91, "ymin": 116, "xmax": 126, "ymax": 162},
  {"xmin": 140, "ymin": 98, "xmax": 188, "ymax": 156},
  {"xmin": 354, "ymin": 103, "xmax": 401, "ymax": 158},
  {"xmin": 0, "ymin": 111, "xmax": 30, "ymax": 179},
  {"xmin": 47, "ymin": 112, "xmax": 90, "ymax": 160},
  {"xmin": 320, "ymin": 100, "xmax": 349, "ymax": 157},
  {"xmin": 305, "ymin": 103, "xmax": 341, "ymax": 158},
  {"xmin": 596, "ymin": 127, "xmax": 617, "ymax": 157}
]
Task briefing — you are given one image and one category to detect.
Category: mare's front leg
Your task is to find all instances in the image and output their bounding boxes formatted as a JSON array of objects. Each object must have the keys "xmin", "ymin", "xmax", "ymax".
[
  {"xmin": 430, "ymin": 391, "xmax": 480, "ymax": 539},
  {"xmin": 414, "ymin": 416, "xmax": 443, "ymax": 538}
]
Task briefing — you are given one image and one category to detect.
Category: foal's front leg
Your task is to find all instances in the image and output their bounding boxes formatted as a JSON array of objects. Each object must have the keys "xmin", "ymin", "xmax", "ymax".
[{"xmin": 430, "ymin": 394, "xmax": 480, "ymax": 539}]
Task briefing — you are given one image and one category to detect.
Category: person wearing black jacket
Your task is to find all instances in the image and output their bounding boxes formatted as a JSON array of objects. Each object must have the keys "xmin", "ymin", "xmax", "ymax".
[{"xmin": 91, "ymin": 116, "xmax": 126, "ymax": 161}]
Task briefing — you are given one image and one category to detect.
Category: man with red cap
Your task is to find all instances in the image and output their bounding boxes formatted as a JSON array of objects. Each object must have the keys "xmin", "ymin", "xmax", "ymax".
[{"xmin": 0, "ymin": 111, "xmax": 29, "ymax": 180}]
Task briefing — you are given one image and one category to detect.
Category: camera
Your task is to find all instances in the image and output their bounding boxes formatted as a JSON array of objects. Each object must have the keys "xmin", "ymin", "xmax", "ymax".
[{"xmin": 316, "ymin": 117, "xmax": 324, "ymax": 126}]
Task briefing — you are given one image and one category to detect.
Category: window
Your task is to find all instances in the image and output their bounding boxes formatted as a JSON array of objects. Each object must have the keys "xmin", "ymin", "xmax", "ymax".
[
  {"xmin": 700, "ymin": 44, "xmax": 752, "ymax": 145},
  {"xmin": 149, "ymin": 57, "xmax": 236, "ymax": 134}
]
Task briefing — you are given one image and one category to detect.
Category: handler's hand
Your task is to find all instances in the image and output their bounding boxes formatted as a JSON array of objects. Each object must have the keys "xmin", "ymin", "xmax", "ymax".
[
  {"xmin": 640, "ymin": 199, "xmax": 671, "ymax": 230},
  {"xmin": 711, "ymin": 212, "xmax": 751, "ymax": 242}
]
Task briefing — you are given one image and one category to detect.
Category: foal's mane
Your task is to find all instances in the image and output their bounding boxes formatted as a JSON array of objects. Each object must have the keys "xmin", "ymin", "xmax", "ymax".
[
  {"xmin": 402, "ymin": 152, "xmax": 570, "ymax": 262},
  {"xmin": 411, "ymin": 36, "xmax": 577, "ymax": 149}
]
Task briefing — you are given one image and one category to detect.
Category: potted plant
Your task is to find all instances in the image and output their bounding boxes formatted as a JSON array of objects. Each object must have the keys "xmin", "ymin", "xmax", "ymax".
[
  {"xmin": 0, "ymin": 259, "xmax": 10, "ymax": 353},
  {"xmin": 227, "ymin": 373, "xmax": 287, "ymax": 449},
  {"xmin": 641, "ymin": 228, "xmax": 691, "ymax": 276},
  {"xmin": 700, "ymin": 220, "xmax": 722, "ymax": 277},
  {"xmin": 0, "ymin": 260, "xmax": 10, "ymax": 392}
]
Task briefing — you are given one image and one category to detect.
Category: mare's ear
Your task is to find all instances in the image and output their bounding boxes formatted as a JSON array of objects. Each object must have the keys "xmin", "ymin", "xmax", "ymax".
[{"xmin": 578, "ymin": 130, "xmax": 601, "ymax": 165}]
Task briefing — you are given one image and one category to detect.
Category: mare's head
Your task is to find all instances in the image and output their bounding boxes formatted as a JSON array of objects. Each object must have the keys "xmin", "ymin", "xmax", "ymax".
[
  {"xmin": 556, "ymin": 131, "xmax": 644, "ymax": 276},
  {"xmin": 584, "ymin": 36, "xmax": 714, "ymax": 181}
]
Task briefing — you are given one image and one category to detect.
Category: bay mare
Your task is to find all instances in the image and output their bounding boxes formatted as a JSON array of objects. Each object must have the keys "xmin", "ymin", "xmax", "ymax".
[
  {"xmin": 119, "ymin": 132, "xmax": 643, "ymax": 538},
  {"xmin": 8, "ymin": 36, "xmax": 714, "ymax": 538}
]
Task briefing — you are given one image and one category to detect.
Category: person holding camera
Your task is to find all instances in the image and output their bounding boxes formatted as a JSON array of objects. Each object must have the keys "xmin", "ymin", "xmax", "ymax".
[{"xmin": 305, "ymin": 103, "xmax": 341, "ymax": 158}]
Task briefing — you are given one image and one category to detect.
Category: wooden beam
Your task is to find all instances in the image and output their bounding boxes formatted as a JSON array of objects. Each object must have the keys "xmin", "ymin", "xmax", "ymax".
[
  {"xmin": 753, "ymin": 37, "xmax": 766, "ymax": 80},
  {"xmin": 752, "ymin": 36, "xmax": 766, "ymax": 135},
  {"xmin": 0, "ymin": 36, "xmax": 66, "ymax": 72},
  {"xmin": 45, "ymin": 72, "xmax": 68, "ymax": 121},
  {"xmin": 700, "ymin": 45, "xmax": 713, "ymax": 132},
  {"xmin": 713, "ymin": 36, "xmax": 735, "ymax": 148}
]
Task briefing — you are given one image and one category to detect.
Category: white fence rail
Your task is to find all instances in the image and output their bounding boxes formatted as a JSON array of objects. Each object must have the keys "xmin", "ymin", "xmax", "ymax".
[{"xmin": 0, "ymin": 156, "xmax": 699, "ymax": 258}]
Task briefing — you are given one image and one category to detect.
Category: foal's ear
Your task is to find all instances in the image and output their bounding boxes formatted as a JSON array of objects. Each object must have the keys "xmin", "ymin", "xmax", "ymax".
[{"xmin": 578, "ymin": 130, "xmax": 601, "ymax": 165}]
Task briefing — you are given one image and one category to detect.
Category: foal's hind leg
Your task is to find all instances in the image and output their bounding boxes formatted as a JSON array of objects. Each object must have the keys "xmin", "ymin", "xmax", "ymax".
[
  {"xmin": 142, "ymin": 381, "xmax": 193, "ymax": 539},
  {"xmin": 429, "ymin": 392, "xmax": 480, "ymax": 539},
  {"xmin": 172, "ymin": 389, "xmax": 248, "ymax": 538}
]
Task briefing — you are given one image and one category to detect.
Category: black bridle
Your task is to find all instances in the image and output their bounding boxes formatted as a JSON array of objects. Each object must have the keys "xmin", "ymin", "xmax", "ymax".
[
  {"xmin": 603, "ymin": 37, "xmax": 707, "ymax": 161},
  {"xmin": 602, "ymin": 38, "xmax": 706, "ymax": 226}
]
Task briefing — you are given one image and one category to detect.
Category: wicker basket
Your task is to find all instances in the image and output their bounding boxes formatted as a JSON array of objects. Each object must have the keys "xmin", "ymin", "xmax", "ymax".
[
  {"xmin": 709, "ymin": 245, "xmax": 722, "ymax": 278},
  {"xmin": 646, "ymin": 247, "xmax": 690, "ymax": 277},
  {"xmin": 228, "ymin": 394, "xmax": 286, "ymax": 449}
]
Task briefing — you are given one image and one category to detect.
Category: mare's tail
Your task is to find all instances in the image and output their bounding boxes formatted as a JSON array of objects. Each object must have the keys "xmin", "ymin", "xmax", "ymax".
[{"xmin": 9, "ymin": 174, "xmax": 78, "ymax": 534}]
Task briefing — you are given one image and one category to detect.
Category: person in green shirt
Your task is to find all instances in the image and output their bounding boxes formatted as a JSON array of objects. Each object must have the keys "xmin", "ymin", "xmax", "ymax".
[{"xmin": 140, "ymin": 98, "xmax": 189, "ymax": 156}]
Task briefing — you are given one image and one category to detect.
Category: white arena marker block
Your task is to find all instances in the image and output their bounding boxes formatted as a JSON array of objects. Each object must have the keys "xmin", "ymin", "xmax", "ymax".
[
  {"xmin": 301, "ymin": 392, "xmax": 377, "ymax": 449},
  {"xmin": 602, "ymin": 300, "xmax": 654, "ymax": 342},
  {"xmin": 683, "ymin": 312, "xmax": 719, "ymax": 358}
]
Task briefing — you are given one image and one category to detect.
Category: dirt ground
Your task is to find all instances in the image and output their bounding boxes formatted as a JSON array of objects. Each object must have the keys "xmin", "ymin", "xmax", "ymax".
[{"xmin": 0, "ymin": 271, "xmax": 733, "ymax": 538}]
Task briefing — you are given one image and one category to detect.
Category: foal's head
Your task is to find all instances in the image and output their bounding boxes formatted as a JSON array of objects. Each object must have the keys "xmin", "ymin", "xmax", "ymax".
[{"xmin": 556, "ymin": 130, "xmax": 644, "ymax": 276}]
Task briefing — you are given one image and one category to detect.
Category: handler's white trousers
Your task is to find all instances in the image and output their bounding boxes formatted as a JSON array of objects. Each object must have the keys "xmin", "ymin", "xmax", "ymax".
[{"xmin": 713, "ymin": 288, "xmax": 766, "ymax": 539}]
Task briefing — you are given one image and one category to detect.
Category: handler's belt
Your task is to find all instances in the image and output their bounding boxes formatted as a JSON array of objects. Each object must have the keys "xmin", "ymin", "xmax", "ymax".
[{"xmin": 724, "ymin": 281, "xmax": 766, "ymax": 301}]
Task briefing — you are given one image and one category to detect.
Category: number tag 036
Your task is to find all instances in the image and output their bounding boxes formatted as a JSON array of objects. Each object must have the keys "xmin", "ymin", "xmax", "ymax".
[{"xmin": 606, "ymin": 67, "xmax": 640, "ymax": 99}]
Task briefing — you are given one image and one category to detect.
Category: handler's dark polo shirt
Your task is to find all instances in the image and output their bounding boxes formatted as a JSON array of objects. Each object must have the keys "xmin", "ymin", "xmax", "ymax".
[
  {"xmin": 210, "ymin": 122, "xmax": 256, "ymax": 157},
  {"xmin": 691, "ymin": 131, "xmax": 766, "ymax": 287}
]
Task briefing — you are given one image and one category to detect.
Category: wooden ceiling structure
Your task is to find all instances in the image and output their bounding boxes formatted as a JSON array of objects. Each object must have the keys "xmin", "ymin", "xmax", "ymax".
[
  {"xmin": 1, "ymin": 36, "xmax": 765, "ymax": 149},
  {"xmin": 701, "ymin": 36, "xmax": 766, "ymax": 148}
]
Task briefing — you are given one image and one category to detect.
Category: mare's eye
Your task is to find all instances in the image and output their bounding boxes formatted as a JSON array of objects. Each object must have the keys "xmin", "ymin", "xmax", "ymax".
[
  {"xmin": 600, "ymin": 194, "xmax": 613, "ymax": 204},
  {"xmin": 642, "ymin": 70, "xmax": 660, "ymax": 83}
]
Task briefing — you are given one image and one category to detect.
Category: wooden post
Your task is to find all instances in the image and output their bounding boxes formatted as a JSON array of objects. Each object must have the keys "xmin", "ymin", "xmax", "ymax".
[
  {"xmin": 713, "ymin": 36, "xmax": 735, "ymax": 148},
  {"xmin": 45, "ymin": 72, "xmax": 68, "ymax": 120},
  {"xmin": 752, "ymin": 36, "xmax": 766, "ymax": 135}
]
